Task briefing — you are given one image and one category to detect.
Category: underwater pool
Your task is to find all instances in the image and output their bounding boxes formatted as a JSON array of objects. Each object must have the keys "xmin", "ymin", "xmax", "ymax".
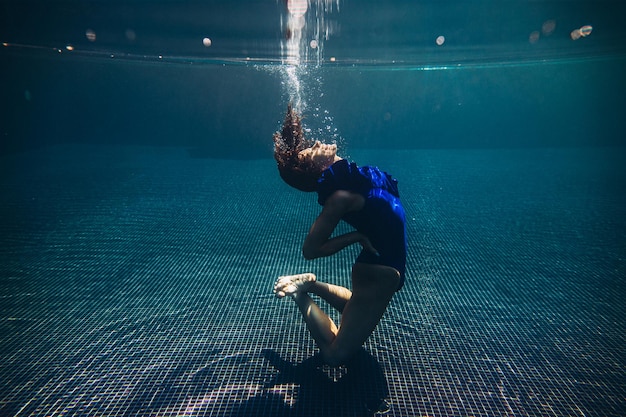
[{"xmin": 1, "ymin": 1, "xmax": 625, "ymax": 416}]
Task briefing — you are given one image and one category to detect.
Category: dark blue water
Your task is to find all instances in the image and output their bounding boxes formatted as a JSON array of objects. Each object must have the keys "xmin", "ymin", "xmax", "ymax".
[
  {"xmin": 0, "ymin": 144, "xmax": 624, "ymax": 416},
  {"xmin": 1, "ymin": 0, "xmax": 625, "ymax": 154},
  {"xmin": 1, "ymin": 1, "xmax": 625, "ymax": 416}
]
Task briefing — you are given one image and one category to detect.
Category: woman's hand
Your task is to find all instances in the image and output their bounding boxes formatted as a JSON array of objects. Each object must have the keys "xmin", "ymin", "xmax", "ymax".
[
  {"xmin": 302, "ymin": 191, "xmax": 366, "ymax": 260},
  {"xmin": 358, "ymin": 234, "xmax": 380, "ymax": 257}
]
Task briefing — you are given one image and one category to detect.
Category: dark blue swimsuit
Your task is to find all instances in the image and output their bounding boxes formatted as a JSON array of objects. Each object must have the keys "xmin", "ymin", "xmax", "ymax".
[{"xmin": 317, "ymin": 159, "xmax": 407, "ymax": 290}]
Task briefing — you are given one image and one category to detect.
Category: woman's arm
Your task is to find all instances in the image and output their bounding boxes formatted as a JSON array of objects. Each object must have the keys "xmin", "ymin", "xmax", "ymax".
[{"xmin": 302, "ymin": 190, "xmax": 377, "ymax": 260}]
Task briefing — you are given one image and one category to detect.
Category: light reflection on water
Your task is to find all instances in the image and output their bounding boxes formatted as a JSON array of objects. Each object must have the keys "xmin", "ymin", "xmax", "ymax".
[{"xmin": 1, "ymin": 0, "xmax": 623, "ymax": 68}]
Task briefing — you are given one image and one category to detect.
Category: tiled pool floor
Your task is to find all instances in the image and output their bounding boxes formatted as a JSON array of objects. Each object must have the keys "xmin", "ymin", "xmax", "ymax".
[{"xmin": 1, "ymin": 145, "xmax": 624, "ymax": 416}]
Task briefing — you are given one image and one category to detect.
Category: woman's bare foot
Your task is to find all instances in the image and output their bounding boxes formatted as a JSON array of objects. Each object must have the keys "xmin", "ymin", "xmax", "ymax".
[{"xmin": 274, "ymin": 273, "xmax": 316, "ymax": 298}]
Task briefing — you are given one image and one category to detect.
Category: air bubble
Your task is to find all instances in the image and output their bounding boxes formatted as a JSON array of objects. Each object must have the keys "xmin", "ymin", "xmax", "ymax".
[
  {"xmin": 542, "ymin": 20, "xmax": 556, "ymax": 36},
  {"xmin": 580, "ymin": 25, "xmax": 593, "ymax": 36},
  {"xmin": 125, "ymin": 29, "xmax": 136, "ymax": 42},
  {"xmin": 529, "ymin": 31, "xmax": 540, "ymax": 44},
  {"xmin": 85, "ymin": 29, "xmax": 96, "ymax": 42},
  {"xmin": 571, "ymin": 25, "xmax": 592, "ymax": 40},
  {"xmin": 287, "ymin": 0, "xmax": 308, "ymax": 17}
]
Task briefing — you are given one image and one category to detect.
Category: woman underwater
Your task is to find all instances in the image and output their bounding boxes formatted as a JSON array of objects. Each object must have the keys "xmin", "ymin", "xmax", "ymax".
[{"xmin": 273, "ymin": 104, "xmax": 407, "ymax": 366}]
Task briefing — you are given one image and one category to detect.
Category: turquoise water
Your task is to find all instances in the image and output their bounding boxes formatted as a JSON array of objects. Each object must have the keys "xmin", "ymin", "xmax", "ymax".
[
  {"xmin": 1, "ymin": 1, "xmax": 625, "ymax": 416},
  {"xmin": 1, "ymin": 144, "xmax": 624, "ymax": 416},
  {"xmin": 1, "ymin": 0, "xmax": 625, "ymax": 153}
]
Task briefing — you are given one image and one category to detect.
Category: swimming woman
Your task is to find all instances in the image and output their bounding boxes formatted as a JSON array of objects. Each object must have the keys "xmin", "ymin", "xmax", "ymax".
[{"xmin": 273, "ymin": 104, "xmax": 407, "ymax": 366}]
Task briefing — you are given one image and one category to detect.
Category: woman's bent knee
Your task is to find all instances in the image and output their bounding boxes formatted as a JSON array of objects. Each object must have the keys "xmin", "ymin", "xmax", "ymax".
[
  {"xmin": 322, "ymin": 346, "xmax": 353, "ymax": 367},
  {"xmin": 352, "ymin": 263, "xmax": 401, "ymax": 295}
]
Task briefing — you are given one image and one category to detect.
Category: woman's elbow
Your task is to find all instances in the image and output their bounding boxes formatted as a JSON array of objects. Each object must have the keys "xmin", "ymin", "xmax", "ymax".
[{"xmin": 302, "ymin": 246, "xmax": 318, "ymax": 260}]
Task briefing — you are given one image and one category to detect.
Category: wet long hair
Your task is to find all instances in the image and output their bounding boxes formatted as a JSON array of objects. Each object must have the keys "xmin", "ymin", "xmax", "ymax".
[{"xmin": 273, "ymin": 104, "xmax": 323, "ymax": 192}]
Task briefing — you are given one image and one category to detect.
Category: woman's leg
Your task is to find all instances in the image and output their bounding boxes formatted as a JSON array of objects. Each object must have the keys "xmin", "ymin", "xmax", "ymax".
[
  {"xmin": 274, "ymin": 264, "xmax": 400, "ymax": 366},
  {"xmin": 274, "ymin": 273, "xmax": 352, "ymax": 312}
]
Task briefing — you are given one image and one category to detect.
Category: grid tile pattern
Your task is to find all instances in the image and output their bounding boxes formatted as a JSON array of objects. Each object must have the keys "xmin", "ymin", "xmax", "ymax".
[{"xmin": 1, "ymin": 145, "xmax": 624, "ymax": 416}]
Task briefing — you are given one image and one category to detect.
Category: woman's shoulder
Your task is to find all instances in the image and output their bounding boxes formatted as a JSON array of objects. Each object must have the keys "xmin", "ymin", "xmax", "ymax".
[{"xmin": 317, "ymin": 159, "xmax": 399, "ymax": 205}]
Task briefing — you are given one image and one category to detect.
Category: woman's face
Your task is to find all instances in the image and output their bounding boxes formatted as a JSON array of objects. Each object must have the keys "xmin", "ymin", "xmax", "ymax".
[{"xmin": 298, "ymin": 140, "xmax": 338, "ymax": 169}]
